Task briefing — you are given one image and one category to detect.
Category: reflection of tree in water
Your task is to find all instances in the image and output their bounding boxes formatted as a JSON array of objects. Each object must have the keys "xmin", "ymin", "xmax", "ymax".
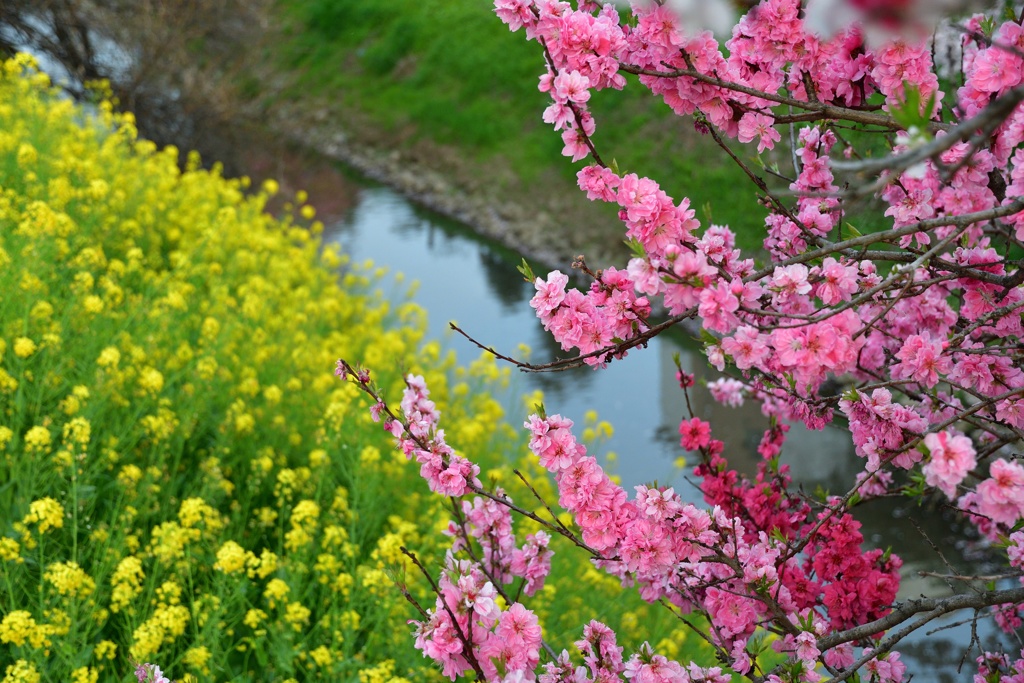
[{"xmin": 478, "ymin": 248, "xmax": 532, "ymax": 313}]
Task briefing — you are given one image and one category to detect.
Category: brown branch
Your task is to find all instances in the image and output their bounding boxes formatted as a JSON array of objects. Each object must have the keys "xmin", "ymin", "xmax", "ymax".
[{"xmin": 617, "ymin": 63, "xmax": 916, "ymax": 131}]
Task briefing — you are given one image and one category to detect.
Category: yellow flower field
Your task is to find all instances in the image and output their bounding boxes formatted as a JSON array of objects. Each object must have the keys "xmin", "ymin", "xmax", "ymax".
[{"xmin": 0, "ymin": 54, "xmax": 706, "ymax": 682}]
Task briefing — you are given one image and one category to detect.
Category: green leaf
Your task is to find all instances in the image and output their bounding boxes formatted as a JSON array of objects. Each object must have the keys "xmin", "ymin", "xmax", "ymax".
[
  {"xmin": 624, "ymin": 238, "xmax": 646, "ymax": 259},
  {"xmin": 698, "ymin": 328, "xmax": 718, "ymax": 346},
  {"xmin": 843, "ymin": 222, "xmax": 863, "ymax": 238},
  {"xmin": 517, "ymin": 258, "xmax": 536, "ymax": 283},
  {"xmin": 891, "ymin": 82, "xmax": 937, "ymax": 129}
]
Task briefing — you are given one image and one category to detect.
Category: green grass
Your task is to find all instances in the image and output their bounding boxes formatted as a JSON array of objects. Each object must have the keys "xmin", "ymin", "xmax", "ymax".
[{"xmin": 270, "ymin": 0, "xmax": 769, "ymax": 252}]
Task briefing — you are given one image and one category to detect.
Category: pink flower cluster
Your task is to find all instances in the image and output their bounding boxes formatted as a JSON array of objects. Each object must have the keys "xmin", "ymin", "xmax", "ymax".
[
  {"xmin": 530, "ymin": 268, "xmax": 651, "ymax": 366},
  {"xmin": 976, "ymin": 650, "xmax": 1024, "ymax": 683},
  {"xmin": 134, "ymin": 663, "xmax": 171, "ymax": 683},
  {"xmin": 344, "ymin": 1, "xmax": 1024, "ymax": 680},
  {"xmin": 413, "ymin": 555, "xmax": 542, "ymax": 681},
  {"xmin": 384, "ymin": 374, "xmax": 482, "ymax": 497}
]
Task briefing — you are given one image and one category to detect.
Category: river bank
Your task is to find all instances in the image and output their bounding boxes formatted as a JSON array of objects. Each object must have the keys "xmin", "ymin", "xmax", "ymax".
[{"xmin": 268, "ymin": 101, "xmax": 594, "ymax": 273}]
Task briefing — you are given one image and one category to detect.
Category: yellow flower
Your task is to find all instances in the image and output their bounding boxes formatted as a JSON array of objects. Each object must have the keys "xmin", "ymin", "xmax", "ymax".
[
  {"xmin": 22, "ymin": 497, "xmax": 64, "ymax": 533},
  {"xmin": 283, "ymin": 601, "xmax": 311, "ymax": 631},
  {"xmin": 358, "ymin": 660, "xmax": 397, "ymax": 683},
  {"xmin": 138, "ymin": 366, "xmax": 164, "ymax": 395},
  {"xmin": 243, "ymin": 608, "xmax": 267, "ymax": 629},
  {"xmin": 285, "ymin": 526, "xmax": 313, "ymax": 553},
  {"xmin": 264, "ymin": 578, "xmax": 290, "ymax": 608},
  {"xmin": 23, "ymin": 426, "xmax": 52, "ymax": 454},
  {"xmin": 292, "ymin": 499, "xmax": 319, "ymax": 526},
  {"xmin": 62, "ymin": 417, "xmax": 91, "ymax": 448},
  {"xmin": 178, "ymin": 497, "xmax": 224, "ymax": 533},
  {"xmin": 361, "ymin": 568, "xmax": 392, "ymax": 596},
  {"xmin": 44, "ymin": 561, "xmax": 96, "ymax": 598},
  {"xmin": 96, "ymin": 346, "xmax": 120, "ymax": 368},
  {"xmin": 0, "ymin": 538, "xmax": 21, "ymax": 563},
  {"xmin": 213, "ymin": 540, "xmax": 250, "ymax": 574},
  {"xmin": 71, "ymin": 666, "xmax": 97, "ymax": 683},
  {"xmin": 12, "ymin": 337, "xmax": 35, "ymax": 358},
  {"xmin": 0, "ymin": 427, "xmax": 12, "ymax": 450},
  {"xmin": 116, "ymin": 465, "xmax": 143, "ymax": 489},
  {"xmin": 0, "ymin": 611, "xmax": 48, "ymax": 649},
  {"xmin": 310, "ymin": 645, "xmax": 333, "ymax": 667},
  {"xmin": 16, "ymin": 142, "xmax": 36, "ymax": 166},
  {"xmin": 2, "ymin": 660, "xmax": 40, "ymax": 683},
  {"xmin": 333, "ymin": 572, "xmax": 354, "ymax": 598},
  {"xmin": 183, "ymin": 646, "xmax": 212, "ymax": 675},
  {"xmin": 110, "ymin": 556, "xmax": 144, "ymax": 613},
  {"xmin": 256, "ymin": 507, "xmax": 277, "ymax": 528},
  {"xmin": 148, "ymin": 521, "xmax": 197, "ymax": 564},
  {"xmin": 309, "ymin": 448, "xmax": 328, "ymax": 467},
  {"xmin": 200, "ymin": 316, "xmax": 220, "ymax": 341},
  {"xmin": 94, "ymin": 640, "xmax": 117, "ymax": 661},
  {"xmin": 247, "ymin": 548, "xmax": 278, "ymax": 579},
  {"xmin": 29, "ymin": 301, "xmax": 53, "ymax": 320}
]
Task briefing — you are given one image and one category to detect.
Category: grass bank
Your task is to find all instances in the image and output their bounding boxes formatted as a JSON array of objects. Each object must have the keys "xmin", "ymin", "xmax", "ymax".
[{"xmin": 268, "ymin": 0, "xmax": 768, "ymax": 256}]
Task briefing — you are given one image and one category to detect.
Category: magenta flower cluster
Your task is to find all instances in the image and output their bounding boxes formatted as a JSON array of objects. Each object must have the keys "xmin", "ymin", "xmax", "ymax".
[{"xmin": 341, "ymin": 0, "xmax": 1024, "ymax": 679}]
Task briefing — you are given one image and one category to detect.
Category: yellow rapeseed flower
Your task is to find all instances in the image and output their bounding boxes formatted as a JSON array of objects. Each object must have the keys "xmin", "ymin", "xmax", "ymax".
[
  {"xmin": 247, "ymin": 548, "xmax": 278, "ymax": 579},
  {"xmin": 213, "ymin": 540, "xmax": 250, "ymax": 574},
  {"xmin": 148, "ymin": 521, "xmax": 197, "ymax": 564},
  {"xmin": 291, "ymin": 499, "xmax": 320, "ymax": 528},
  {"xmin": 82, "ymin": 295, "xmax": 104, "ymax": 314},
  {"xmin": 183, "ymin": 646, "xmax": 212, "ymax": 675},
  {"xmin": 96, "ymin": 346, "xmax": 120, "ymax": 368},
  {"xmin": 243, "ymin": 608, "xmax": 267, "ymax": 629},
  {"xmin": 94, "ymin": 640, "xmax": 117, "ymax": 661},
  {"xmin": 2, "ymin": 659, "xmax": 40, "ymax": 683},
  {"xmin": 44, "ymin": 561, "xmax": 96, "ymax": 598},
  {"xmin": 110, "ymin": 556, "xmax": 144, "ymax": 613},
  {"xmin": 333, "ymin": 572, "xmax": 354, "ymax": 598},
  {"xmin": 23, "ymin": 426, "xmax": 51, "ymax": 454},
  {"xmin": 137, "ymin": 366, "xmax": 164, "ymax": 395},
  {"xmin": 178, "ymin": 497, "xmax": 224, "ymax": 533},
  {"xmin": 71, "ymin": 666, "xmax": 97, "ymax": 683},
  {"xmin": 0, "ymin": 538, "xmax": 21, "ymax": 563},
  {"xmin": 0, "ymin": 611, "xmax": 49, "ymax": 649},
  {"xmin": 116, "ymin": 465, "xmax": 143, "ymax": 489},
  {"xmin": 62, "ymin": 417, "xmax": 91, "ymax": 448},
  {"xmin": 22, "ymin": 497, "xmax": 63, "ymax": 533},
  {"xmin": 264, "ymin": 578, "xmax": 289, "ymax": 608},
  {"xmin": 283, "ymin": 601, "xmax": 311, "ymax": 631},
  {"xmin": 310, "ymin": 645, "xmax": 332, "ymax": 667}
]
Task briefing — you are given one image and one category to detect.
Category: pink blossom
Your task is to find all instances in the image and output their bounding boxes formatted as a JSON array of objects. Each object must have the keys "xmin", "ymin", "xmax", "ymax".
[
  {"xmin": 708, "ymin": 378, "xmax": 745, "ymax": 408},
  {"xmin": 737, "ymin": 112, "xmax": 781, "ymax": 152},
  {"xmin": 721, "ymin": 325, "xmax": 769, "ymax": 370},
  {"xmin": 553, "ymin": 70, "xmax": 592, "ymax": 104},
  {"xmin": 678, "ymin": 417, "xmax": 711, "ymax": 450},
  {"xmin": 771, "ymin": 264, "xmax": 812, "ymax": 304},
  {"xmin": 922, "ymin": 430, "xmax": 976, "ymax": 500},
  {"xmin": 893, "ymin": 334, "xmax": 950, "ymax": 388},
  {"xmin": 704, "ymin": 586, "xmax": 759, "ymax": 639},
  {"xmin": 976, "ymin": 459, "xmax": 1024, "ymax": 526},
  {"xmin": 814, "ymin": 257, "xmax": 859, "ymax": 305}
]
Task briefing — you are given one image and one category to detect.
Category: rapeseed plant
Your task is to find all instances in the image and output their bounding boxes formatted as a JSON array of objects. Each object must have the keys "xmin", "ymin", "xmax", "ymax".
[{"xmin": 0, "ymin": 53, "xmax": 709, "ymax": 682}]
